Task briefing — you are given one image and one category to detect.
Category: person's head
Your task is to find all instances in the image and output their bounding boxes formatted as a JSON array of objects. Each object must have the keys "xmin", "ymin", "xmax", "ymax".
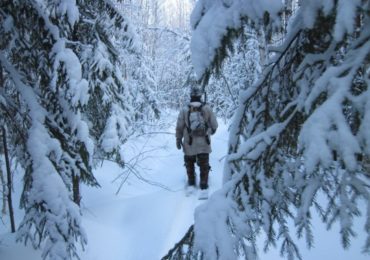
[{"xmin": 190, "ymin": 86, "xmax": 203, "ymax": 102}]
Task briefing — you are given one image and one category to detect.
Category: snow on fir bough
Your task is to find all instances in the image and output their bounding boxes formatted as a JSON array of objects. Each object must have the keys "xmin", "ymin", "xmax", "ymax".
[
  {"xmin": 164, "ymin": 1, "xmax": 370, "ymax": 259},
  {"xmin": 0, "ymin": 0, "xmax": 141, "ymax": 259}
]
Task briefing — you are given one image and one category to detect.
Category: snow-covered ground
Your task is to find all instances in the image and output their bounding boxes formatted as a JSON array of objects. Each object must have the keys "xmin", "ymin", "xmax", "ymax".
[{"xmin": 0, "ymin": 115, "xmax": 368, "ymax": 260}]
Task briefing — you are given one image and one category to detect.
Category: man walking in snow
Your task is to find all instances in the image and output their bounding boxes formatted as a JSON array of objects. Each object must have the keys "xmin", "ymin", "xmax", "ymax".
[{"xmin": 176, "ymin": 86, "xmax": 218, "ymax": 198}]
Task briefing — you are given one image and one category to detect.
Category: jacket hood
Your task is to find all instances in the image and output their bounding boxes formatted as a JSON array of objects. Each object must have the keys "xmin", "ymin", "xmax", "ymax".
[{"xmin": 189, "ymin": 101, "xmax": 202, "ymax": 107}]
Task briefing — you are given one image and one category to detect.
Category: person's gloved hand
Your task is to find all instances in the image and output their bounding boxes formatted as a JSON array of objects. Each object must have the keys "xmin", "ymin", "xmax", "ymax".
[
  {"xmin": 176, "ymin": 138, "xmax": 182, "ymax": 150},
  {"xmin": 207, "ymin": 128, "xmax": 215, "ymax": 136}
]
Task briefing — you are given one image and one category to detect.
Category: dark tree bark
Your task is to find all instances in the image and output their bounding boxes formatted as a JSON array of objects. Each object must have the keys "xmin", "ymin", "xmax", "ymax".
[
  {"xmin": 72, "ymin": 174, "xmax": 81, "ymax": 206},
  {"xmin": 2, "ymin": 126, "xmax": 16, "ymax": 233}
]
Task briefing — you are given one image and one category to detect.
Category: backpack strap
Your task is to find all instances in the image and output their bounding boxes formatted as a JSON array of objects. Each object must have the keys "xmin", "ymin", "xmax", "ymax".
[
  {"xmin": 201, "ymin": 106, "xmax": 211, "ymax": 145},
  {"xmin": 186, "ymin": 105, "xmax": 193, "ymax": 145}
]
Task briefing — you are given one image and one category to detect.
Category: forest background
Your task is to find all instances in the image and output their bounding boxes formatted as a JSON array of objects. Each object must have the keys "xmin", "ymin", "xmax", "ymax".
[{"xmin": 1, "ymin": 1, "xmax": 370, "ymax": 260}]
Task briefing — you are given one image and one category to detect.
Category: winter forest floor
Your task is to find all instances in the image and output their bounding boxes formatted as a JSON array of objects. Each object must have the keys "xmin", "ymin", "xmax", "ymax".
[{"xmin": 0, "ymin": 112, "xmax": 368, "ymax": 260}]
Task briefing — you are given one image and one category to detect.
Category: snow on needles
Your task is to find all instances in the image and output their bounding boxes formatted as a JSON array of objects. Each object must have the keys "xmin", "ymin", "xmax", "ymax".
[
  {"xmin": 334, "ymin": 0, "xmax": 361, "ymax": 41},
  {"xmin": 299, "ymin": 0, "xmax": 362, "ymax": 40},
  {"xmin": 52, "ymin": 0, "xmax": 80, "ymax": 27},
  {"xmin": 100, "ymin": 104, "xmax": 128, "ymax": 154},
  {"xmin": 52, "ymin": 39, "xmax": 90, "ymax": 107},
  {"xmin": 190, "ymin": 0, "xmax": 365, "ymax": 79},
  {"xmin": 188, "ymin": 0, "xmax": 370, "ymax": 259},
  {"xmin": 190, "ymin": 0, "xmax": 283, "ymax": 79},
  {"xmin": 0, "ymin": 54, "xmax": 86, "ymax": 260},
  {"xmin": 300, "ymin": 25, "xmax": 370, "ymax": 173}
]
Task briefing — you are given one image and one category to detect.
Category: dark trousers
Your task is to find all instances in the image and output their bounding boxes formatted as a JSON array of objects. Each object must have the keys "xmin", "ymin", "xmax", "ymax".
[{"xmin": 184, "ymin": 153, "xmax": 210, "ymax": 189}]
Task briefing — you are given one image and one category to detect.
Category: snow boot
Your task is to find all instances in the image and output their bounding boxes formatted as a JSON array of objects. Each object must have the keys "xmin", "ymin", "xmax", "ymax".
[
  {"xmin": 185, "ymin": 185, "xmax": 196, "ymax": 197},
  {"xmin": 198, "ymin": 189, "xmax": 209, "ymax": 200}
]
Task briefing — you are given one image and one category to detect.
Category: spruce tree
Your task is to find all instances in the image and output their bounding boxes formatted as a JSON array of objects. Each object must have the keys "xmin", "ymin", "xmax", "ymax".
[
  {"xmin": 0, "ymin": 0, "xmax": 135, "ymax": 259},
  {"xmin": 164, "ymin": 1, "xmax": 370, "ymax": 259}
]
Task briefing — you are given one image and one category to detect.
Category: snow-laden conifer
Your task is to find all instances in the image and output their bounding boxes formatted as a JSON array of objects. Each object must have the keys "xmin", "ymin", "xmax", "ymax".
[
  {"xmin": 0, "ymin": 0, "xmax": 136, "ymax": 259},
  {"xmin": 81, "ymin": 0, "xmax": 136, "ymax": 166},
  {"xmin": 164, "ymin": 1, "xmax": 370, "ymax": 259},
  {"xmin": 207, "ymin": 27, "xmax": 261, "ymax": 120}
]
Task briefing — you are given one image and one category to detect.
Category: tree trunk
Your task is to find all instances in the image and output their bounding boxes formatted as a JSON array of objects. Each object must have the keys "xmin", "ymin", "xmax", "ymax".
[
  {"xmin": 0, "ymin": 161, "xmax": 7, "ymax": 215},
  {"xmin": 72, "ymin": 174, "xmax": 81, "ymax": 206},
  {"xmin": 2, "ymin": 126, "xmax": 16, "ymax": 232},
  {"xmin": 0, "ymin": 64, "xmax": 7, "ymax": 216}
]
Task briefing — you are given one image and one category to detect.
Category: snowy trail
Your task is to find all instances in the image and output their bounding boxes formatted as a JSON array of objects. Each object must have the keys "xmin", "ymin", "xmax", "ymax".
[
  {"xmin": 78, "ymin": 119, "xmax": 228, "ymax": 260},
  {"xmin": 81, "ymin": 184, "xmax": 206, "ymax": 260},
  {"xmin": 158, "ymin": 188, "xmax": 217, "ymax": 259},
  {"xmin": 158, "ymin": 191, "xmax": 196, "ymax": 258}
]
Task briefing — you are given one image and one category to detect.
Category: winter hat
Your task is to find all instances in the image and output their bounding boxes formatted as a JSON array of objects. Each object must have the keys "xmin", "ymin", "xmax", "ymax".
[{"xmin": 190, "ymin": 85, "xmax": 203, "ymax": 98}]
